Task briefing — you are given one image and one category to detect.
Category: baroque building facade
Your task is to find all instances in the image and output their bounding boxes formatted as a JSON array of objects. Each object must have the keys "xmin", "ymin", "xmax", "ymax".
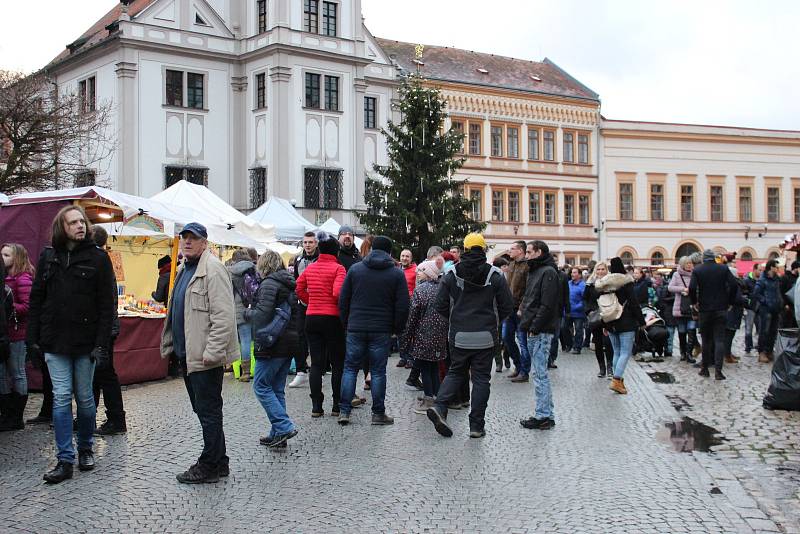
[{"xmin": 39, "ymin": 1, "xmax": 800, "ymax": 262}]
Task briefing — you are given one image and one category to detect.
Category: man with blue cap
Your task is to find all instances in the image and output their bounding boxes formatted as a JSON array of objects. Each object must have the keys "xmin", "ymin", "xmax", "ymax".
[{"xmin": 161, "ymin": 222, "xmax": 239, "ymax": 484}]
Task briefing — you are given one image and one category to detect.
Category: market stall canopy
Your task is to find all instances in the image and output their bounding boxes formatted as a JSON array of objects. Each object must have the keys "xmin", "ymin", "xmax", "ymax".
[
  {"xmin": 8, "ymin": 186, "xmax": 266, "ymax": 250},
  {"xmin": 249, "ymin": 197, "xmax": 316, "ymax": 242},
  {"xmin": 317, "ymin": 217, "xmax": 364, "ymax": 248},
  {"xmin": 151, "ymin": 181, "xmax": 275, "ymax": 244}
]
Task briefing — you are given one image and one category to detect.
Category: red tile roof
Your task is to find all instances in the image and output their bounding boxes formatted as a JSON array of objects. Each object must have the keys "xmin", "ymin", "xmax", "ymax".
[
  {"xmin": 46, "ymin": 0, "xmax": 157, "ymax": 69},
  {"xmin": 375, "ymin": 38, "xmax": 599, "ymax": 102}
]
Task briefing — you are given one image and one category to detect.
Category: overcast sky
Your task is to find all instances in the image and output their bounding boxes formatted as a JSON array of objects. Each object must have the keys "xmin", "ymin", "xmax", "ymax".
[{"xmin": 2, "ymin": 0, "xmax": 797, "ymax": 129}]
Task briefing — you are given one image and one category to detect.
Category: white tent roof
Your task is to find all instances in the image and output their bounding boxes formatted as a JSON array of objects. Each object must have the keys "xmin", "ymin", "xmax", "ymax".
[
  {"xmin": 151, "ymin": 181, "xmax": 276, "ymax": 244},
  {"xmin": 316, "ymin": 217, "xmax": 364, "ymax": 248},
  {"xmin": 249, "ymin": 197, "xmax": 316, "ymax": 242},
  {"xmin": 0, "ymin": 193, "xmax": 9, "ymax": 204}
]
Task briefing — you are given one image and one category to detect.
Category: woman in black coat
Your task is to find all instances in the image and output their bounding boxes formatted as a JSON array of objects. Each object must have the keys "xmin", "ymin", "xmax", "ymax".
[{"xmin": 244, "ymin": 249, "xmax": 299, "ymax": 449}]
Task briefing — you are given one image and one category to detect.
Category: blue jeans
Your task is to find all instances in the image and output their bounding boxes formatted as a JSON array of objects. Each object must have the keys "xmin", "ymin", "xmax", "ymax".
[
  {"xmin": 515, "ymin": 321, "xmax": 531, "ymax": 375},
  {"xmin": 527, "ymin": 333, "xmax": 554, "ymax": 420},
  {"xmin": 0, "ymin": 341, "xmax": 27, "ymax": 394},
  {"xmin": 340, "ymin": 332, "xmax": 391, "ymax": 415},
  {"xmin": 237, "ymin": 322, "xmax": 252, "ymax": 362},
  {"xmin": 46, "ymin": 353, "xmax": 95, "ymax": 463},
  {"xmin": 608, "ymin": 331, "xmax": 636, "ymax": 379},
  {"xmin": 253, "ymin": 357, "xmax": 295, "ymax": 438},
  {"xmin": 665, "ymin": 326, "xmax": 676, "ymax": 356},
  {"xmin": 549, "ymin": 317, "xmax": 563, "ymax": 364}
]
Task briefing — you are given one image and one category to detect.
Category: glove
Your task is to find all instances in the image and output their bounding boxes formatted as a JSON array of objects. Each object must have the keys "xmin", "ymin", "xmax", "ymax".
[
  {"xmin": 0, "ymin": 341, "xmax": 9, "ymax": 363},
  {"xmin": 90, "ymin": 346, "xmax": 110, "ymax": 371},
  {"xmin": 27, "ymin": 343, "xmax": 43, "ymax": 368}
]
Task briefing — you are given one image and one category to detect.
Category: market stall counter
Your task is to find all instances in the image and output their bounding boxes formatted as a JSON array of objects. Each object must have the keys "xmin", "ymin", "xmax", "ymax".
[{"xmin": 26, "ymin": 314, "xmax": 168, "ymax": 390}]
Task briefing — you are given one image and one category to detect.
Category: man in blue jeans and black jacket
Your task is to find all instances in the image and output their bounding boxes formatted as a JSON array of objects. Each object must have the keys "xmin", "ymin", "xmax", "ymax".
[{"xmin": 337, "ymin": 235, "xmax": 409, "ymax": 426}]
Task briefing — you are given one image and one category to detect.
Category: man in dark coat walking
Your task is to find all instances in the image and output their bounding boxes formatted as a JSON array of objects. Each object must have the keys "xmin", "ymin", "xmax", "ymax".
[{"xmin": 426, "ymin": 234, "xmax": 513, "ymax": 439}]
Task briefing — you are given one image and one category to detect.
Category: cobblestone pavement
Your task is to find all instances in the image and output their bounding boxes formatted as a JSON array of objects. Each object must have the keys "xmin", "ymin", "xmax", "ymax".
[
  {"xmin": 0, "ymin": 346, "xmax": 786, "ymax": 533},
  {"xmin": 643, "ymin": 330, "xmax": 800, "ymax": 534}
]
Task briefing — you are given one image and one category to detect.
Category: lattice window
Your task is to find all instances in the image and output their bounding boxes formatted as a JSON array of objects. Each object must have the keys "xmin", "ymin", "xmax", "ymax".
[
  {"xmin": 164, "ymin": 166, "xmax": 208, "ymax": 188},
  {"xmin": 304, "ymin": 168, "xmax": 342, "ymax": 209},
  {"xmin": 249, "ymin": 168, "xmax": 267, "ymax": 209}
]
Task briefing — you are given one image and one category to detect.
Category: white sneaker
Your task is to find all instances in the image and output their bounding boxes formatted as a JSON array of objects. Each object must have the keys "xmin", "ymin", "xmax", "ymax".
[{"xmin": 288, "ymin": 372, "xmax": 308, "ymax": 388}]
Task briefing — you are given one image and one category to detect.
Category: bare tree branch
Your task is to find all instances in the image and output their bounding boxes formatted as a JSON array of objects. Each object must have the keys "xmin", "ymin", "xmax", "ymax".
[{"xmin": 0, "ymin": 69, "xmax": 116, "ymax": 194}]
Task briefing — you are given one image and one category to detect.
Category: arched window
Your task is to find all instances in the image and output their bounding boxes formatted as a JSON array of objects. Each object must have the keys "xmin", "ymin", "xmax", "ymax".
[
  {"xmin": 675, "ymin": 242, "xmax": 701, "ymax": 263},
  {"xmin": 740, "ymin": 251, "xmax": 753, "ymax": 261},
  {"xmin": 651, "ymin": 251, "xmax": 664, "ymax": 265},
  {"xmin": 769, "ymin": 251, "xmax": 780, "ymax": 260},
  {"xmin": 620, "ymin": 251, "xmax": 634, "ymax": 265}
]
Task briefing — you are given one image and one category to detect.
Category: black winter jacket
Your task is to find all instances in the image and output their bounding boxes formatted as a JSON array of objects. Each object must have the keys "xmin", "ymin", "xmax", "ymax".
[
  {"xmin": 245, "ymin": 270, "xmax": 299, "ymax": 358},
  {"xmin": 152, "ymin": 271, "xmax": 170, "ymax": 304},
  {"xmin": 435, "ymin": 250, "xmax": 513, "ymax": 349},
  {"xmin": 520, "ymin": 255, "xmax": 561, "ymax": 334},
  {"xmin": 337, "ymin": 245, "xmax": 362, "ymax": 272},
  {"xmin": 655, "ymin": 283, "xmax": 677, "ymax": 327},
  {"xmin": 594, "ymin": 273, "xmax": 645, "ymax": 333},
  {"xmin": 689, "ymin": 260, "xmax": 736, "ymax": 313},
  {"xmin": 558, "ymin": 270, "xmax": 571, "ymax": 316},
  {"xmin": 27, "ymin": 240, "xmax": 116, "ymax": 356},
  {"xmin": 339, "ymin": 250, "xmax": 409, "ymax": 334}
]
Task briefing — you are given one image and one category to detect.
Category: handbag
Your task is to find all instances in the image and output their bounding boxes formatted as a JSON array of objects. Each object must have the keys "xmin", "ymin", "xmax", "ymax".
[
  {"xmin": 678, "ymin": 275, "xmax": 698, "ymax": 320},
  {"xmin": 254, "ymin": 300, "xmax": 292, "ymax": 349},
  {"xmin": 587, "ymin": 308, "xmax": 603, "ymax": 331}
]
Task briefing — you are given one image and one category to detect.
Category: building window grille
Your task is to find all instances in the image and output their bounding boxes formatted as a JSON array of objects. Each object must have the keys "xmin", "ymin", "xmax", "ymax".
[
  {"xmin": 165, "ymin": 166, "xmax": 208, "ymax": 188},
  {"xmin": 249, "ymin": 168, "xmax": 267, "ymax": 208},
  {"xmin": 304, "ymin": 168, "xmax": 342, "ymax": 209}
]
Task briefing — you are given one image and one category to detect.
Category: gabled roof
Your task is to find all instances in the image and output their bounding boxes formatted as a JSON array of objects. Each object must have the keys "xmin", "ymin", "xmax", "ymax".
[
  {"xmin": 375, "ymin": 38, "xmax": 599, "ymax": 103},
  {"xmin": 47, "ymin": 0, "xmax": 157, "ymax": 69}
]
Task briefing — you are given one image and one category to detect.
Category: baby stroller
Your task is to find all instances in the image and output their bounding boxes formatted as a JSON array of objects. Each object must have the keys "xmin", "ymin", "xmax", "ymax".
[{"xmin": 635, "ymin": 306, "xmax": 668, "ymax": 362}]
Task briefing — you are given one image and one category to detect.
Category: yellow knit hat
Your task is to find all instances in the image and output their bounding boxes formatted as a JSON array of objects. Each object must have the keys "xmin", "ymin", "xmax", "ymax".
[{"xmin": 463, "ymin": 233, "xmax": 487, "ymax": 251}]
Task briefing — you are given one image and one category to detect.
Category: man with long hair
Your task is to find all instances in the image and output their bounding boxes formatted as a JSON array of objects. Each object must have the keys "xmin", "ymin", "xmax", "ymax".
[{"xmin": 27, "ymin": 206, "xmax": 116, "ymax": 483}]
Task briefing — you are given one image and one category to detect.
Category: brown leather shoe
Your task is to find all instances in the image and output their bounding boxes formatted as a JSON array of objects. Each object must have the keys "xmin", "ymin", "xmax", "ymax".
[
  {"xmin": 510, "ymin": 374, "xmax": 529, "ymax": 383},
  {"xmin": 609, "ymin": 377, "xmax": 627, "ymax": 394},
  {"xmin": 758, "ymin": 352, "xmax": 770, "ymax": 363},
  {"xmin": 725, "ymin": 354, "xmax": 739, "ymax": 364}
]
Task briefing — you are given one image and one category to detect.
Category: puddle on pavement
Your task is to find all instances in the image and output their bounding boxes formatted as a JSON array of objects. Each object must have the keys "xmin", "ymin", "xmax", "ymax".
[
  {"xmin": 665, "ymin": 395, "xmax": 692, "ymax": 412},
  {"xmin": 656, "ymin": 417, "xmax": 725, "ymax": 453},
  {"xmin": 647, "ymin": 371, "xmax": 676, "ymax": 384}
]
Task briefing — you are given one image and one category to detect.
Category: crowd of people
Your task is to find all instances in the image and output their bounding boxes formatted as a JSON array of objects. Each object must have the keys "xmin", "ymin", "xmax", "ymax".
[{"xmin": 2, "ymin": 206, "xmax": 798, "ymax": 485}]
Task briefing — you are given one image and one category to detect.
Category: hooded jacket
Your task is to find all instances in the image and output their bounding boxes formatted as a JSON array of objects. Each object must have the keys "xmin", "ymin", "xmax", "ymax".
[
  {"xmin": 435, "ymin": 249, "xmax": 513, "ymax": 349},
  {"xmin": 291, "ymin": 249, "xmax": 319, "ymax": 280},
  {"xmin": 228, "ymin": 259, "xmax": 256, "ymax": 325},
  {"xmin": 339, "ymin": 250, "xmax": 410, "ymax": 333},
  {"xmin": 594, "ymin": 273, "xmax": 644, "ymax": 333},
  {"xmin": 519, "ymin": 254, "xmax": 561, "ymax": 334},
  {"xmin": 337, "ymin": 244, "xmax": 362, "ymax": 272},
  {"xmin": 245, "ymin": 269, "xmax": 299, "ymax": 358}
]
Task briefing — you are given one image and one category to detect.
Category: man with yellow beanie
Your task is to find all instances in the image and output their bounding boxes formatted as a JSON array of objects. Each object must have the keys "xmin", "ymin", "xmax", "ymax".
[{"xmin": 426, "ymin": 233, "xmax": 513, "ymax": 439}]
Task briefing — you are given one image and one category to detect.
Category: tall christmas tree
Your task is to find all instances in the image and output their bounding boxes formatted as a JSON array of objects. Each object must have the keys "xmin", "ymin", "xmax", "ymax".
[{"xmin": 359, "ymin": 73, "xmax": 485, "ymax": 260}]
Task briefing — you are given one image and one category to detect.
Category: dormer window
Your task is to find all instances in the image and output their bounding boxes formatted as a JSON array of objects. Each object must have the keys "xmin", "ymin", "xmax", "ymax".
[{"xmin": 194, "ymin": 12, "xmax": 209, "ymax": 26}]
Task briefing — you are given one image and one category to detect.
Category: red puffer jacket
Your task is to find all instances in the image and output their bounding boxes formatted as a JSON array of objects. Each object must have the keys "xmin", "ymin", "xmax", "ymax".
[
  {"xmin": 402, "ymin": 263, "xmax": 417, "ymax": 296},
  {"xmin": 296, "ymin": 254, "xmax": 346, "ymax": 316}
]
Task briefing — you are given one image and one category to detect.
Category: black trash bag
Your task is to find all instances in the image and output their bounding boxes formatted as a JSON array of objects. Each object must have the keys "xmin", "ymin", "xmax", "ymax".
[{"xmin": 763, "ymin": 328, "xmax": 800, "ymax": 411}]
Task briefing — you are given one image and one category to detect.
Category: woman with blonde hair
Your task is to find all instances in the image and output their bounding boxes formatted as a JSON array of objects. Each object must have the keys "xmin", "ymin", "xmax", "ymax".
[
  {"xmin": 0, "ymin": 243, "xmax": 34, "ymax": 430},
  {"xmin": 245, "ymin": 249, "xmax": 299, "ymax": 448}
]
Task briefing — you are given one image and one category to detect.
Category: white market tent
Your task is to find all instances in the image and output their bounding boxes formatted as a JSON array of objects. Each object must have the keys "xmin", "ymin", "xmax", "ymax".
[
  {"xmin": 151, "ymin": 181, "xmax": 276, "ymax": 244},
  {"xmin": 0, "ymin": 193, "xmax": 9, "ymax": 204},
  {"xmin": 249, "ymin": 197, "xmax": 316, "ymax": 242},
  {"xmin": 317, "ymin": 217, "xmax": 364, "ymax": 248}
]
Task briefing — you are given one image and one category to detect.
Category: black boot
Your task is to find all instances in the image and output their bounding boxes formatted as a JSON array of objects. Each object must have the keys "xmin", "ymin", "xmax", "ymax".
[
  {"xmin": 43, "ymin": 461, "xmax": 73, "ymax": 484},
  {"xmin": 0, "ymin": 393, "xmax": 11, "ymax": 427},
  {"xmin": 1, "ymin": 393, "xmax": 27, "ymax": 431}
]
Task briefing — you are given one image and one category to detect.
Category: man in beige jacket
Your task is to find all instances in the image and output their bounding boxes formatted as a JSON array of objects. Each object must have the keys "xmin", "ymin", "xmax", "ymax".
[{"xmin": 161, "ymin": 222, "xmax": 239, "ymax": 484}]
